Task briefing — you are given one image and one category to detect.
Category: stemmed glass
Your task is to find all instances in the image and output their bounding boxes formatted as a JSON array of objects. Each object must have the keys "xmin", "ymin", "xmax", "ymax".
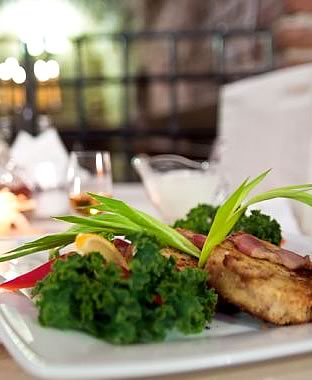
[{"xmin": 67, "ymin": 151, "xmax": 112, "ymax": 215}]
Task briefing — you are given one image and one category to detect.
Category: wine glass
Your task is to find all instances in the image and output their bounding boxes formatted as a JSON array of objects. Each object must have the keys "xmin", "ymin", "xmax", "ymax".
[{"xmin": 67, "ymin": 151, "xmax": 112, "ymax": 215}]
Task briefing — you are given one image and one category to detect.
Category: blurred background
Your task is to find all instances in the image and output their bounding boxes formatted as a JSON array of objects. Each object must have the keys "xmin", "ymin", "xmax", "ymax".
[{"xmin": 0, "ymin": 0, "xmax": 309, "ymax": 181}]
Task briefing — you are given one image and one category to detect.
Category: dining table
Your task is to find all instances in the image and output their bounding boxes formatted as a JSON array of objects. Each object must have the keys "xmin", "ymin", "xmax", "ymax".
[{"xmin": 0, "ymin": 183, "xmax": 312, "ymax": 380}]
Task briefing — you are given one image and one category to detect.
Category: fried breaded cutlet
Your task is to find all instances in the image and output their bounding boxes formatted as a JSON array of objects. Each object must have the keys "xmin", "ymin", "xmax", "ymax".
[
  {"xmin": 164, "ymin": 230, "xmax": 312, "ymax": 325},
  {"xmin": 207, "ymin": 236, "xmax": 312, "ymax": 325}
]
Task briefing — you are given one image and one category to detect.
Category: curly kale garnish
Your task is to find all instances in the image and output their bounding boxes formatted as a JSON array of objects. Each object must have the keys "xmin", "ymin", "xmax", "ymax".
[
  {"xmin": 173, "ymin": 204, "xmax": 282, "ymax": 245},
  {"xmin": 232, "ymin": 209, "xmax": 282, "ymax": 245},
  {"xmin": 173, "ymin": 204, "xmax": 218, "ymax": 235},
  {"xmin": 33, "ymin": 234, "xmax": 217, "ymax": 345}
]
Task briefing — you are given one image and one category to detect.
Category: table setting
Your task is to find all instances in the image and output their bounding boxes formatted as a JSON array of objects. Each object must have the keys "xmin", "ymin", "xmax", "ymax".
[
  {"xmin": 1, "ymin": 178, "xmax": 312, "ymax": 380},
  {"xmin": 1, "ymin": 65, "xmax": 312, "ymax": 380}
]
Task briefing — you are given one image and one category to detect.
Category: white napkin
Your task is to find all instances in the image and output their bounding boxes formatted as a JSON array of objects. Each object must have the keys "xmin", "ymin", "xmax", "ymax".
[
  {"xmin": 217, "ymin": 63, "xmax": 312, "ymax": 235},
  {"xmin": 10, "ymin": 128, "xmax": 68, "ymax": 190}
]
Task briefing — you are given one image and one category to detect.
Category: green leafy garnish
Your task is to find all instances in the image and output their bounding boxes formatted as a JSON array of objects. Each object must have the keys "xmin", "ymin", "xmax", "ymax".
[
  {"xmin": 2, "ymin": 170, "xmax": 312, "ymax": 270},
  {"xmin": 174, "ymin": 205, "xmax": 282, "ymax": 246},
  {"xmin": 86, "ymin": 194, "xmax": 200, "ymax": 257},
  {"xmin": 173, "ymin": 204, "xmax": 218, "ymax": 235},
  {"xmin": 199, "ymin": 170, "xmax": 312, "ymax": 267},
  {"xmin": 2, "ymin": 196, "xmax": 200, "ymax": 263},
  {"xmin": 34, "ymin": 234, "xmax": 217, "ymax": 344},
  {"xmin": 232, "ymin": 210, "xmax": 281, "ymax": 246}
]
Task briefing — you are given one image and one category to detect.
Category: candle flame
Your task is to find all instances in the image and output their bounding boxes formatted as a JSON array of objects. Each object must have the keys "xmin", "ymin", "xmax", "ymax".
[
  {"xmin": 73, "ymin": 176, "xmax": 81, "ymax": 195},
  {"xmin": 96, "ymin": 152, "xmax": 104, "ymax": 177}
]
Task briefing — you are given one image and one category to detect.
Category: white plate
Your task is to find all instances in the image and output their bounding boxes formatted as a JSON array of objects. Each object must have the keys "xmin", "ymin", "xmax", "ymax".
[{"xmin": 0, "ymin": 233, "xmax": 312, "ymax": 380}]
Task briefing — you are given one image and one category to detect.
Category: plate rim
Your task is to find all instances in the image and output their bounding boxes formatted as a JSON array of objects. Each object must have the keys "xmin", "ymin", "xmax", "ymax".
[{"xmin": 0, "ymin": 232, "xmax": 312, "ymax": 379}]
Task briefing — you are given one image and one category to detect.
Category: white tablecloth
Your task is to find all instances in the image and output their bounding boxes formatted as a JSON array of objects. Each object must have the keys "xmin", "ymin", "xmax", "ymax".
[
  {"xmin": 31, "ymin": 184, "xmax": 301, "ymax": 235},
  {"xmin": 30, "ymin": 183, "xmax": 159, "ymax": 233}
]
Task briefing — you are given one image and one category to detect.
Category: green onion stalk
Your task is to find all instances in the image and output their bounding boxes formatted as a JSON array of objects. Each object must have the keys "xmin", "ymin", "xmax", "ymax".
[{"xmin": 2, "ymin": 170, "xmax": 312, "ymax": 268}]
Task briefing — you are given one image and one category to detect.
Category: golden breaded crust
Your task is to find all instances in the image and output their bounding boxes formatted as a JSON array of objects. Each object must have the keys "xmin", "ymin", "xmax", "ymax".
[
  {"xmin": 206, "ymin": 240, "xmax": 312, "ymax": 325},
  {"xmin": 161, "ymin": 247, "xmax": 198, "ymax": 270}
]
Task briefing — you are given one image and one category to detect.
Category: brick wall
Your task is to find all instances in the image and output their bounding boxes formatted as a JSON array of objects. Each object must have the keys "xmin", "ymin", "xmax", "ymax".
[
  {"xmin": 274, "ymin": 0, "xmax": 312, "ymax": 66},
  {"xmin": 135, "ymin": 0, "xmax": 282, "ymax": 118},
  {"xmin": 131, "ymin": 0, "xmax": 311, "ymax": 124}
]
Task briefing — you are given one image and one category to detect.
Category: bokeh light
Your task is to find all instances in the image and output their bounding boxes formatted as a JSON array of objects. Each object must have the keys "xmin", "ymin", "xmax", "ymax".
[
  {"xmin": 0, "ymin": 62, "xmax": 12, "ymax": 81},
  {"xmin": 0, "ymin": 58, "xmax": 26, "ymax": 83},
  {"xmin": 12, "ymin": 66, "xmax": 26, "ymax": 84},
  {"xmin": 34, "ymin": 60, "xmax": 49, "ymax": 82},
  {"xmin": 34, "ymin": 59, "xmax": 60, "ymax": 81},
  {"xmin": 0, "ymin": 0, "xmax": 88, "ymax": 56},
  {"xmin": 46, "ymin": 60, "xmax": 60, "ymax": 79}
]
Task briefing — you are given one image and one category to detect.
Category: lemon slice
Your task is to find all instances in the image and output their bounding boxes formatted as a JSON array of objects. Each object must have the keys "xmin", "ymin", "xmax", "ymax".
[{"xmin": 75, "ymin": 233, "xmax": 128, "ymax": 269}]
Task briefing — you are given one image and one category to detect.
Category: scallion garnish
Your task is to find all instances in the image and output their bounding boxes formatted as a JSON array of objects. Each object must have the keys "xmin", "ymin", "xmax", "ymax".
[
  {"xmin": 1, "ymin": 194, "xmax": 201, "ymax": 262},
  {"xmin": 2, "ymin": 170, "xmax": 312, "ymax": 267},
  {"xmin": 199, "ymin": 170, "xmax": 312, "ymax": 266}
]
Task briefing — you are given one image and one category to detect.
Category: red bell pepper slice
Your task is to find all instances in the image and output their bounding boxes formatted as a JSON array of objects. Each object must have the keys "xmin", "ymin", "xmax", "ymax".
[{"xmin": 0, "ymin": 255, "xmax": 67, "ymax": 291}]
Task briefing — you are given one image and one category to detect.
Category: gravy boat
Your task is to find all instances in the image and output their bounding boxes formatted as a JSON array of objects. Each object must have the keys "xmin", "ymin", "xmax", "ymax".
[{"xmin": 132, "ymin": 154, "xmax": 227, "ymax": 223}]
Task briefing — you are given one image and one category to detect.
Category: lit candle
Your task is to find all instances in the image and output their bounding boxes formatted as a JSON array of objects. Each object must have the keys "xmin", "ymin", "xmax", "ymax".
[{"xmin": 0, "ymin": 189, "xmax": 34, "ymax": 236}]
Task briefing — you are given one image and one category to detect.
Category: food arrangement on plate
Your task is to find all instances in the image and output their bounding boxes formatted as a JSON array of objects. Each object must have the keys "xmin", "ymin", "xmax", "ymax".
[{"xmin": 1, "ymin": 170, "xmax": 312, "ymax": 344}]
